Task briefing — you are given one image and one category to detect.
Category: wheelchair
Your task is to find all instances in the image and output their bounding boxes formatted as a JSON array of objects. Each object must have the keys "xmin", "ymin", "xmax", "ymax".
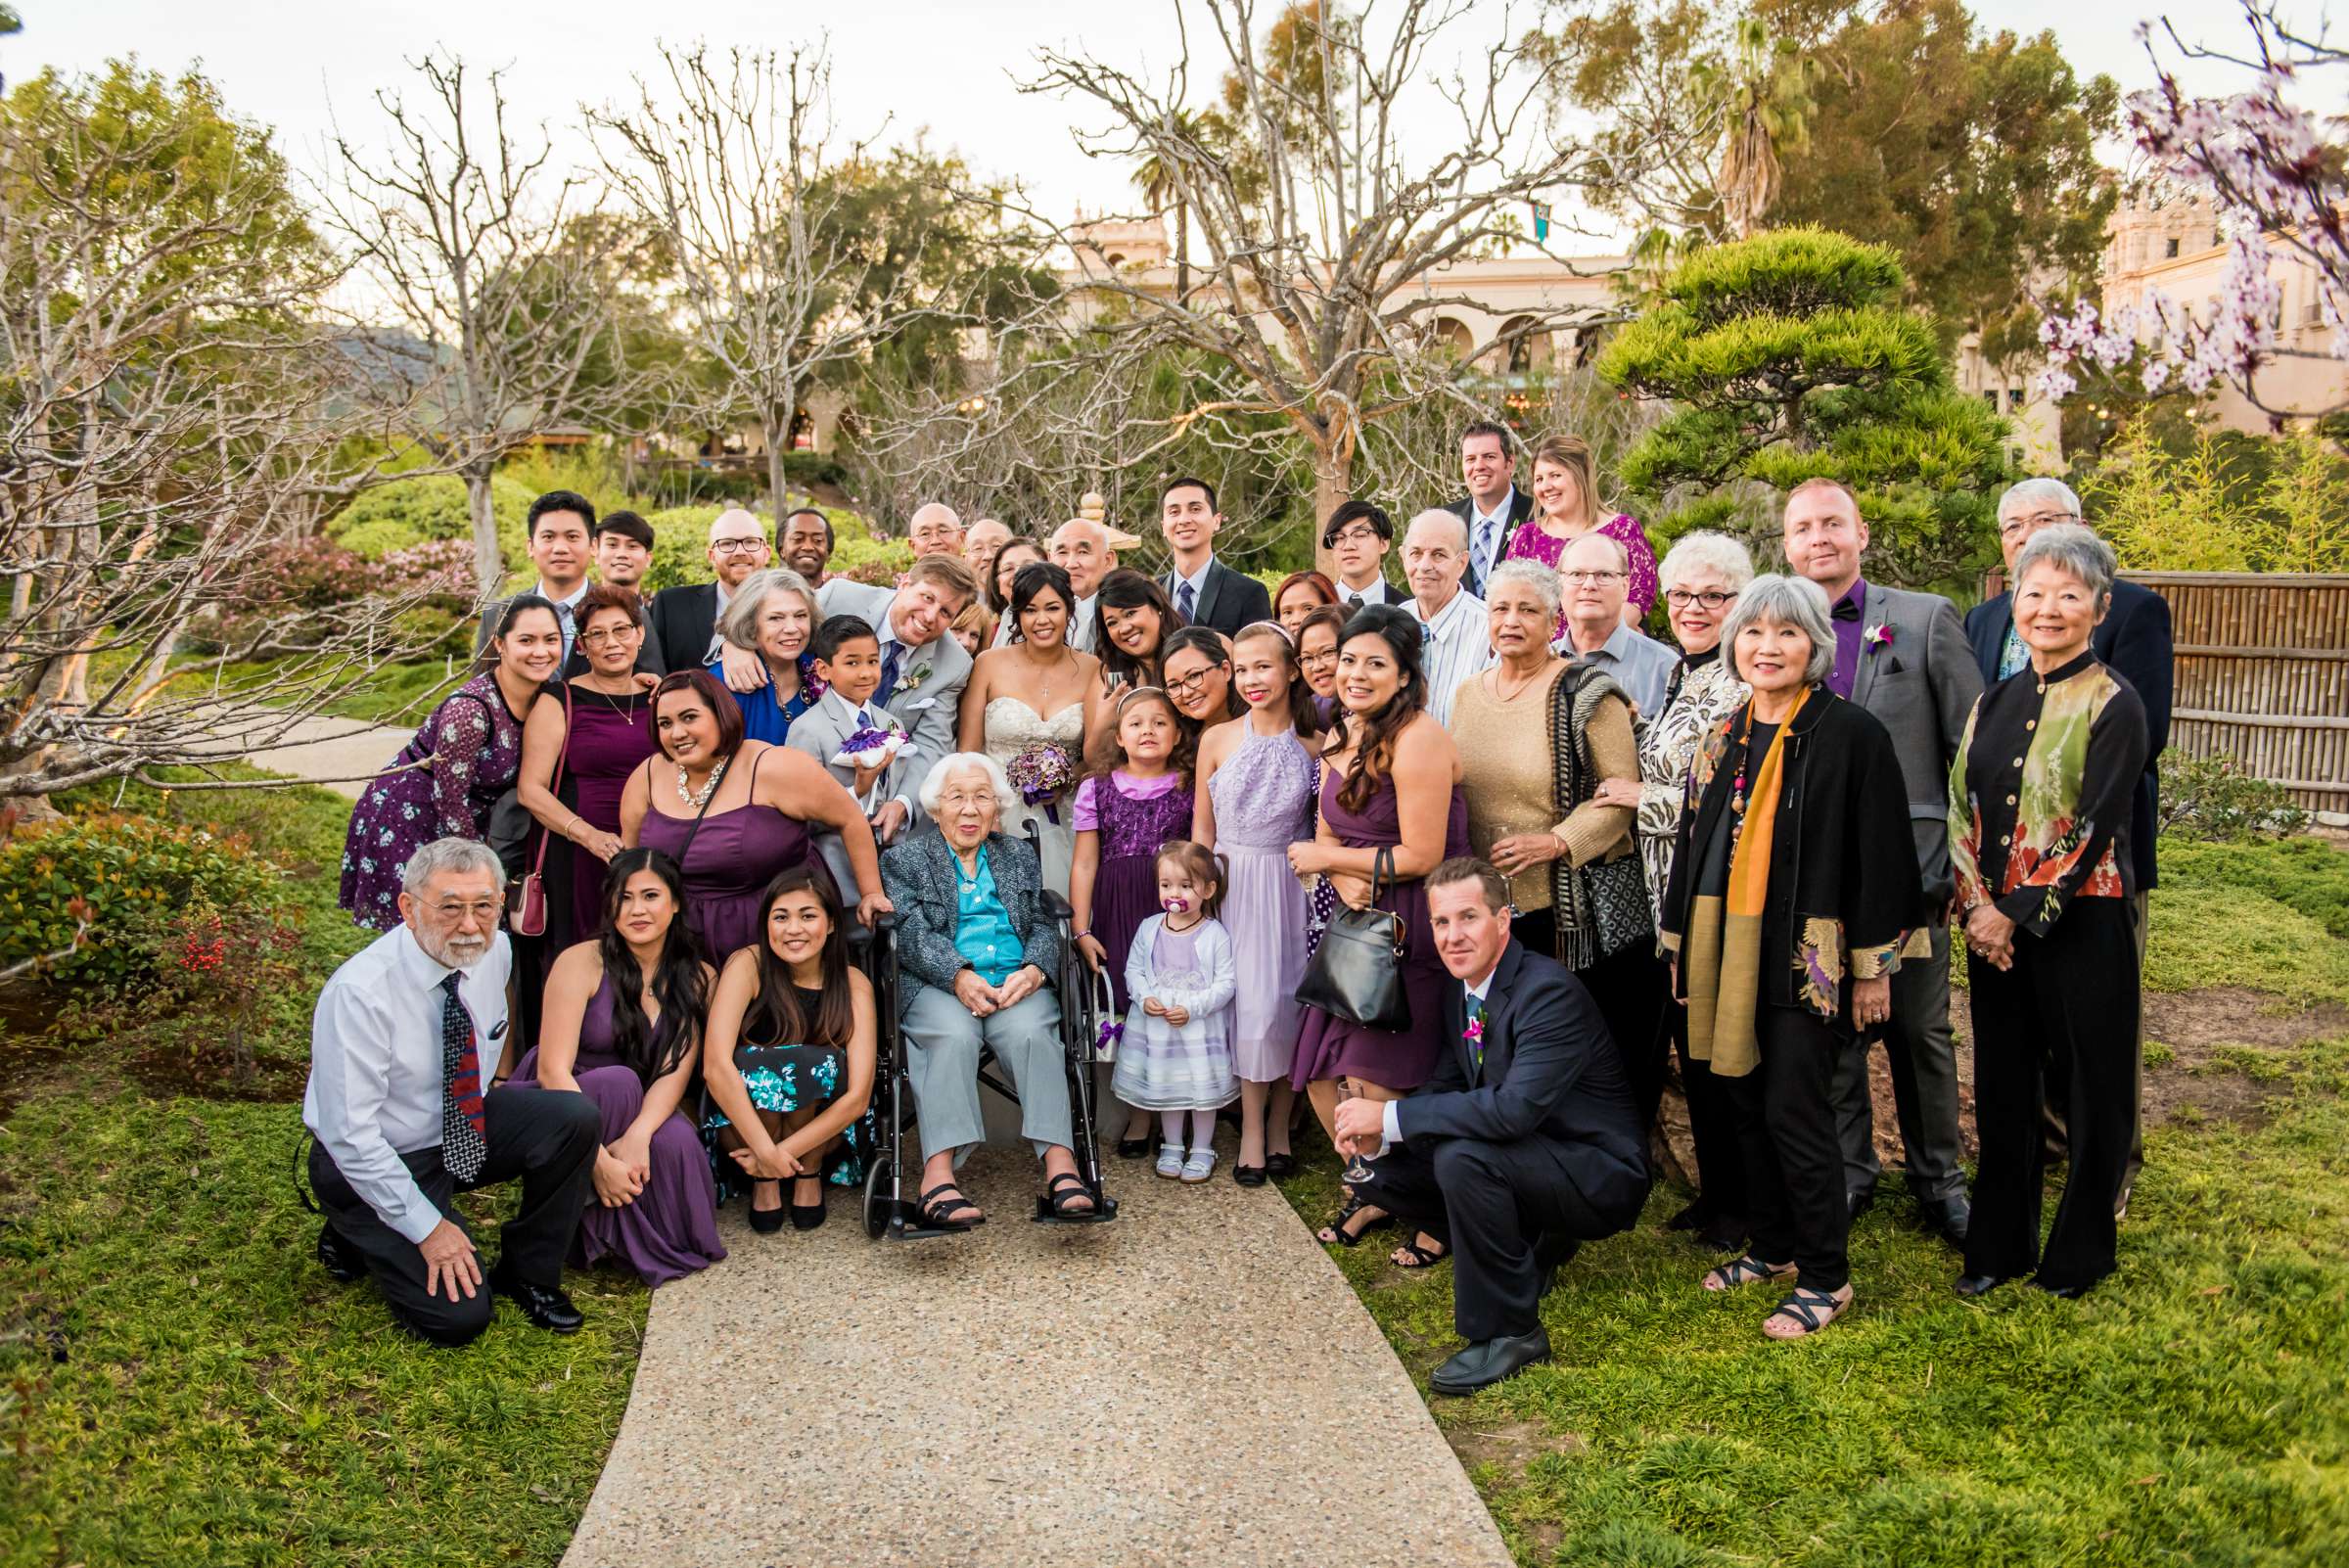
[{"xmin": 858, "ymin": 888, "xmax": 1121, "ymax": 1240}]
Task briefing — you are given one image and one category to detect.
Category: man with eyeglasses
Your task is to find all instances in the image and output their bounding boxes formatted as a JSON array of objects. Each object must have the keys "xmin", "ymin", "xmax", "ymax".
[
  {"xmin": 1966, "ymin": 477, "xmax": 2172, "ymax": 1217},
  {"xmin": 1549, "ymin": 532, "xmax": 1675, "ymax": 716},
  {"xmin": 646, "ymin": 508, "xmax": 773, "ymax": 680},
  {"xmin": 1322, "ymin": 499, "xmax": 1407, "ymax": 610},
  {"xmin": 305, "ymin": 838, "xmax": 601, "ymax": 1346},
  {"xmin": 1401, "ymin": 509, "xmax": 1493, "ymax": 726}
]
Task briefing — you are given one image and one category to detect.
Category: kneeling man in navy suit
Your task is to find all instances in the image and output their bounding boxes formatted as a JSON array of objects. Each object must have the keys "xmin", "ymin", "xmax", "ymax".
[{"xmin": 1335, "ymin": 857, "xmax": 1650, "ymax": 1395}]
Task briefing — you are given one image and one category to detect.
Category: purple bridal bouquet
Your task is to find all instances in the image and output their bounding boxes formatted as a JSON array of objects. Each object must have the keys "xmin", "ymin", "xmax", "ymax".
[{"xmin": 1004, "ymin": 741, "xmax": 1077, "ymax": 822}]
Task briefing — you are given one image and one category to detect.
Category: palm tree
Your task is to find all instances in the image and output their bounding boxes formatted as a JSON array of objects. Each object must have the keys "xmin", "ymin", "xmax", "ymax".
[
  {"xmin": 1131, "ymin": 109, "xmax": 1203, "ymax": 303},
  {"xmin": 1691, "ymin": 19, "xmax": 1817, "ymax": 239}
]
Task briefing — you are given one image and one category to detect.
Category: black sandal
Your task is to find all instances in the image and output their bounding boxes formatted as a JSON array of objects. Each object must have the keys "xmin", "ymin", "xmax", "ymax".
[
  {"xmin": 1044, "ymin": 1172, "xmax": 1098, "ymax": 1217},
  {"xmin": 917, "ymin": 1182, "xmax": 984, "ymax": 1230},
  {"xmin": 1316, "ymin": 1196, "xmax": 1394, "ymax": 1247},
  {"xmin": 1391, "ymin": 1235, "xmax": 1450, "ymax": 1269}
]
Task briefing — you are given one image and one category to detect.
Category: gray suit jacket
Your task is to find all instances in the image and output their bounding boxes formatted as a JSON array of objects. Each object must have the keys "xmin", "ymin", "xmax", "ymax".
[
  {"xmin": 817, "ymin": 576, "xmax": 895, "ymax": 624},
  {"xmin": 1848, "ymin": 582, "xmax": 1983, "ymax": 902},
  {"xmin": 879, "ymin": 829, "xmax": 1062, "ymax": 1020},
  {"xmin": 851, "ymin": 589, "xmax": 973, "ymax": 822},
  {"xmin": 786, "ymin": 690, "xmax": 905, "ymax": 893}
]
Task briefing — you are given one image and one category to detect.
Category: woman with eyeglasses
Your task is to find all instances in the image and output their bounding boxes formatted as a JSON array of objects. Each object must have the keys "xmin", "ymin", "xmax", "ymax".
[
  {"xmin": 1295, "ymin": 604, "xmax": 1346, "ymax": 724},
  {"xmin": 1591, "ymin": 531, "xmax": 1754, "ymax": 1251},
  {"xmin": 1160, "ymin": 625, "xmax": 1246, "ymax": 734}
]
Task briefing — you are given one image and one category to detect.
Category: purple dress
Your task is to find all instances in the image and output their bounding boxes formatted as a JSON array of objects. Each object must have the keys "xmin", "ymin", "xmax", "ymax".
[
  {"xmin": 510, "ymin": 969, "xmax": 725, "ymax": 1287},
  {"xmin": 340, "ymin": 673, "xmax": 530, "ymax": 930},
  {"xmin": 1289, "ymin": 768, "xmax": 1470, "ymax": 1093},
  {"xmin": 1209, "ymin": 725, "xmax": 1317, "ymax": 1082},
  {"xmin": 545, "ymin": 684, "xmax": 661, "ymax": 945},
  {"xmin": 1502, "ymin": 513, "xmax": 1660, "ymax": 622},
  {"xmin": 1074, "ymin": 770, "xmax": 1196, "ymax": 1013},
  {"xmin": 639, "ymin": 748, "xmax": 826, "ymax": 962}
]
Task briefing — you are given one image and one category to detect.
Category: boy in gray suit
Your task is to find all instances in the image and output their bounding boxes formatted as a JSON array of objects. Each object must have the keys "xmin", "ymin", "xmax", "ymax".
[
  {"xmin": 1783, "ymin": 478, "xmax": 1983, "ymax": 1246},
  {"xmin": 788, "ymin": 615, "xmax": 911, "ymax": 891}
]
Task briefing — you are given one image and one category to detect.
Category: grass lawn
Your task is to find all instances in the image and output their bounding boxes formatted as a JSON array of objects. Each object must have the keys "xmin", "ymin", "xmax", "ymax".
[
  {"xmin": 1282, "ymin": 838, "xmax": 2349, "ymax": 1567},
  {"xmin": 0, "ymin": 771, "xmax": 647, "ymax": 1568}
]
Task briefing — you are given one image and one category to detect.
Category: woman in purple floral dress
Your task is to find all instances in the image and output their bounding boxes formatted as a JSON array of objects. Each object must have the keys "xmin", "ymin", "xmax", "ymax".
[
  {"xmin": 1507, "ymin": 433, "xmax": 1658, "ymax": 627},
  {"xmin": 339, "ymin": 598, "xmax": 564, "ymax": 930}
]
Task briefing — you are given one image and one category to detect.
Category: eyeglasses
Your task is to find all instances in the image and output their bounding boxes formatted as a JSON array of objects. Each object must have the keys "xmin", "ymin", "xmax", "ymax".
[
  {"xmin": 1563, "ymin": 569, "xmax": 1626, "ymax": 587},
  {"xmin": 1664, "ymin": 588, "xmax": 1736, "ymax": 611},
  {"xmin": 711, "ymin": 537, "xmax": 768, "ymax": 555},
  {"xmin": 1164, "ymin": 666, "xmax": 1222, "ymax": 698},
  {"xmin": 577, "ymin": 625, "xmax": 641, "ymax": 647},
  {"xmin": 1326, "ymin": 526, "xmax": 1382, "ymax": 547},
  {"xmin": 1300, "ymin": 649, "xmax": 1339, "ymax": 668},
  {"xmin": 1999, "ymin": 511, "xmax": 2076, "ymax": 538}
]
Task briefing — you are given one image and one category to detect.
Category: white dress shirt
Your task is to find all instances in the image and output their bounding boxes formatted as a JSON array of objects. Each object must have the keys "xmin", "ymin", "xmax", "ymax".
[
  {"xmin": 1413, "ymin": 586, "xmax": 1494, "ymax": 728},
  {"xmin": 704, "ymin": 580, "xmax": 735, "ymax": 665},
  {"xmin": 531, "ymin": 579, "xmax": 590, "ymax": 668},
  {"xmin": 303, "ymin": 925, "xmax": 514, "ymax": 1244},
  {"xmin": 1334, "ymin": 576, "xmax": 1400, "ymax": 612},
  {"xmin": 1068, "ymin": 592, "xmax": 1100, "ymax": 653},
  {"xmin": 1382, "ymin": 962, "xmax": 1499, "ymax": 1145}
]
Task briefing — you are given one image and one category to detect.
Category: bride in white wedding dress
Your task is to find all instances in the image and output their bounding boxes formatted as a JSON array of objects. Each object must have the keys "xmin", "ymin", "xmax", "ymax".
[{"xmin": 956, "ymin": 560, "xmax": 1106, "ymax": 898}]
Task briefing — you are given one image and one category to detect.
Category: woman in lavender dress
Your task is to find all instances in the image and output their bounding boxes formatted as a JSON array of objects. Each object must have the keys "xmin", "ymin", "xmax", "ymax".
[
  {"xmin": 1504, "ymin": 433, "xmax": 1659, "ymax": 629},
  {"xmin": 1195, "ymin": 622, "xmax": 1320, "ymax": 1184},
  {"xmin": 1286, "ymin": 606, "xmax": 1470, "ymax": 1246},
  {"xmin": 338, "ymin": 596, "xmax": 563, "ymax": 930},
  {"xmin": 622, "ymin": 669, "xmax": 890, "ymax": 963},
  {"xmin": 506, "ymin": 848, "xmax": 724, "ymax": 1287}
]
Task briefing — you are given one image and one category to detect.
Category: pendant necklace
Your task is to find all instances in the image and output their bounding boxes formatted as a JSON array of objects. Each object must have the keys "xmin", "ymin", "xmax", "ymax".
[{"xmin": 677, "ymin": 756, "xmax": 728, "ymax": 808}]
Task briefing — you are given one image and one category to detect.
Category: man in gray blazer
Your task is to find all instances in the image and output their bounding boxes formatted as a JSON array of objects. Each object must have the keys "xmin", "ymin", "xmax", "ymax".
[
  {"xmin": 1783, "ymin": 478, "xmax": 1983, "ymax": 1246},
  {"xmin": 838, "ymin": 553, "xmax": 980, "ymax": 825}
]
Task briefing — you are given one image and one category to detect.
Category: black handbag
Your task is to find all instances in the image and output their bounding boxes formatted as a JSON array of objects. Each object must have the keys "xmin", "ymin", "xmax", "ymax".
[{"xmin": 1294, "ymin": 846, "xmax": 1411, "ymax": 1033}]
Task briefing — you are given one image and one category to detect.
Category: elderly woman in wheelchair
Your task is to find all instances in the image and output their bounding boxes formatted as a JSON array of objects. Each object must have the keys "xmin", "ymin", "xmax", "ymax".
[{"xmin": 880, "ymin": 752, "xmax": 1100, "ymax": 1228}]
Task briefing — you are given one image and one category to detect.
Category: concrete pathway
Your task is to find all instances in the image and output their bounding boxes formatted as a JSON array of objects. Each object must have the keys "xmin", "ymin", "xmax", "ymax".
[
  {"xmin": 561, "ymin": 1138, "xmax": 1512, "ymax": 1568},
  {"xmin": 235, "ymin": 714, "xmax": 413, "ymax": 799}
]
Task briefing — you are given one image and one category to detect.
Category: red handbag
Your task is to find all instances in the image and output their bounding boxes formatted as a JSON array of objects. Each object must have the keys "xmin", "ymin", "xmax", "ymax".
[{"xmin": 505, "ymin": 685, "xmax": 571, "ymax": 937}]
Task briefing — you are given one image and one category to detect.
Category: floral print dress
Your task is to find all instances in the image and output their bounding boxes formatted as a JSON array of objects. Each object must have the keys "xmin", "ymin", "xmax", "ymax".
[
  {"xmin": 699, "ymin": 983, "xmax": 871, "ymax": 1202},
  {"xmin": 338, "ymin": 672, "xmax": 528, "ymax": 930}
]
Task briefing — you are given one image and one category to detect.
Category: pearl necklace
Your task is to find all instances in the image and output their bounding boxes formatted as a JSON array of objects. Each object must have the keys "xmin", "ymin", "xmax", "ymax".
[{"xmin": 676, "ymin": 756, "xmax": 728, "ymax": 808}]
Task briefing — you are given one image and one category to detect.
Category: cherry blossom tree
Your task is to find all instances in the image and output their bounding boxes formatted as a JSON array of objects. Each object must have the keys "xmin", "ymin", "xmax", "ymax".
[{"xmin": 2036, "ymin": 2, "xmax": 2348, "ymax": 424}]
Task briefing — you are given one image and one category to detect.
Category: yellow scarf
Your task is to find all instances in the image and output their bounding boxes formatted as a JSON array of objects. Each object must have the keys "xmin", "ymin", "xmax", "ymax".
[{"xmin": 1683, "ymin": 688, "xmax": 1809, "ymax": 1078}]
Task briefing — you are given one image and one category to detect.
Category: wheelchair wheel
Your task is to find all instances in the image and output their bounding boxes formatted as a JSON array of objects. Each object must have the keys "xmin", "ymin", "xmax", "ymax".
[{"xmin": 861, "ymin": 1158, "xmax": 891, "ymax": 1239}]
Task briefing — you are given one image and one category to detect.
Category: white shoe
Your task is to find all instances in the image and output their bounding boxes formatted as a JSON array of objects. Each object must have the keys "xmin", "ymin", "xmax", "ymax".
[
  {"xmin": 1155, "ymin": 1144, "xmax": 1185, "ymax": 1179},
  {"xmin": 1181, "ymin": 1148, "xmax": 1217, "ymax": 1183}
]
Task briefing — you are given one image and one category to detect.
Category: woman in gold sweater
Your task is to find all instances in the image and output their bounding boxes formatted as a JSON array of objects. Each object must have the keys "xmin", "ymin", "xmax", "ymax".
[{"xmin": 1452, "ymin": 558, "xmax": 1665, "ymax": 1133}]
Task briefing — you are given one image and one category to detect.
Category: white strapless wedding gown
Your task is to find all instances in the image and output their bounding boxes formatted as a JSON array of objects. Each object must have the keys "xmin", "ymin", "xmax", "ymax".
[{"xmin": 981, "ymin": 696, "xmax": 1085, "ymax": 899}]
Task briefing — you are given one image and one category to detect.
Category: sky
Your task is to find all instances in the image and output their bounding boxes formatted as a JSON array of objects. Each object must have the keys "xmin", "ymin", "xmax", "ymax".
[{"xmin": 3, "ymin": 0, "xmax": 2269, "ymax": 243}]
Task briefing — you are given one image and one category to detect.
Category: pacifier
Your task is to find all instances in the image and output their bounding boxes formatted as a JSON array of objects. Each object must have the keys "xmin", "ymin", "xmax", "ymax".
[{"xmin": 1162, "ymin": 897, "xmax": 1191, "ymax": 913}]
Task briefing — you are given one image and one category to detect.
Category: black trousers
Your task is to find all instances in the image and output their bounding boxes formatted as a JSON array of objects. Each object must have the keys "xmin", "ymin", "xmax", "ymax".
[
  {"xmin": 1723, "ymin": 1007, "xmax": 1853, "ymax": 1292},
  {"xmin": 309, "ymin": 1085, "xmax": 601, "ymax": 1347},
  {"xmin": 1831, "ymin": 923, "xmax": 1967, "ymax": 1202},
  {"xmin": 2042, "ymin": 891, "xmax": 2150, "ymax": 1204},
  {"xmin": 1358, "ymin": 1133, "xmax": 1641, "ymax": 1343},
  {"xmin": 1965, "ymin": 899, "xmax": 2140, "ymax": 1292},
  {"xmin": 1664, "ymin": 1000, "xmax": 1747, "ymax": 1222}
]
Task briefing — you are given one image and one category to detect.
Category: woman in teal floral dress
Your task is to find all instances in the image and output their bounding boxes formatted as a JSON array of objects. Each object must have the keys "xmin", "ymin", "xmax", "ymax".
[{"xmin": 700, "ymin": 864, "xmax": 878, "ymax": 1233}]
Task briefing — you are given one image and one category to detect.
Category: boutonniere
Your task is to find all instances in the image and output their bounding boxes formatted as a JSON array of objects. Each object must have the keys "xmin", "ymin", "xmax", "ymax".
[
  {"xmin": 1462, "ymin": 1016, "xmax": 1486, "ymax": 1044},
  {"xmin": 896, "ymin": 662, "xmax": 933, "ymax": 694},
  {"xmin": 1864, "ymin": 623, "xmax": 1893, "ymax": 652}
]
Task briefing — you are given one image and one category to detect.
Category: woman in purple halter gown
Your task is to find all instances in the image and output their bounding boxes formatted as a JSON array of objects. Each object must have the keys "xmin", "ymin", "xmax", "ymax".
[
  {"xmin": 622, "ymin": 669, "xmax": 894, "ymax": 965},
  {"xmin": 507, "ymin": 847, "xmax": 723, "ymax": 1287},
  {"xmin": 1284, "ymin": 606, "xmax": 1470, "ymax": 1247}
]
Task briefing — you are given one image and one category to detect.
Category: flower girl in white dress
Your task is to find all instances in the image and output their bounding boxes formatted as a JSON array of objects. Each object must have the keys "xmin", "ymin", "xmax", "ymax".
[{"xmin": 1111, "ymin": 840, "xmax": 1239, "ymax": 1182}]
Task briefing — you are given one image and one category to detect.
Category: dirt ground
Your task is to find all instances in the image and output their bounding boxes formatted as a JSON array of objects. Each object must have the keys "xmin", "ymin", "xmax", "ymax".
[{"xmin": 1651, "ymin": 986, "xmax": 2346, "ymax": 1183}]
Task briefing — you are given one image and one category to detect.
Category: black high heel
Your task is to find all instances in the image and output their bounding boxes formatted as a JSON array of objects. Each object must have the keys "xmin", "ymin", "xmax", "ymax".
[
  {"xmin": 790, "ymin": 1176, "xmax": 827, "ymax": 1231},
  {"xmin": 748, "ymin": 1180, "xmax": 787, "ymax": 1234}
]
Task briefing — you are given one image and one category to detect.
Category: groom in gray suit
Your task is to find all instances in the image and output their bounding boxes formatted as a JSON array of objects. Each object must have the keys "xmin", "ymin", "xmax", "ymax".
[
  {"xmin": 1783, "ymin": 478, "xmax": 1983, "ymax": 1246},
  {"xmin": 840, "ymin": 553, "xmax": 979, "ymax": 827}
]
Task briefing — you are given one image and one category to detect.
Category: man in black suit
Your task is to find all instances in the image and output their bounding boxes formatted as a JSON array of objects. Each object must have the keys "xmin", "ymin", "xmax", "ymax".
[
  {"xmin": 1966, "ymin": 479, "xmax": 2173, "ymax": 1211},
  {"xmin": 1334, "ymin": 857, "xmax": 1650, "ymax": 1396},
  {"xmin": 1322, "ymin": 499, "xmax": 1408, "ymax": 610},
  {"xmin": 1157, "ymin": 476, "xmax": 1272, "ymax": 637},
  {"xmin": 1444, "ymin": 419, "xmax": 1535, "ymax": 598},
  {"xmin": 476, "ymin": 494, "xmax": 665, "ymax": 679},
  {"xmin": 645, "ymin": 508, "xmax": 772, "ymax": 680}
]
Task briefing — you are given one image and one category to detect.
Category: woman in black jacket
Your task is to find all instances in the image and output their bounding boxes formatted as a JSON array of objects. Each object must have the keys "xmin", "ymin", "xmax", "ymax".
[{"xmin": 1660, "ymin": 575, "xmax": 1921, "ymax": 1340}]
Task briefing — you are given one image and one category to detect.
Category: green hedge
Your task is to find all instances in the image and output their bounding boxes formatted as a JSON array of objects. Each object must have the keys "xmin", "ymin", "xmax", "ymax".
[
  {"xmin": 328, "ymin": 475, "xmax": 535, "ymax": 561},
  {"xmin": 0, "ymin": 814, "xmax": 289, "ymax": 985},
  {"xmin": 638, "ymin": 504, "xmax": 899, "ymax": 595}
]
